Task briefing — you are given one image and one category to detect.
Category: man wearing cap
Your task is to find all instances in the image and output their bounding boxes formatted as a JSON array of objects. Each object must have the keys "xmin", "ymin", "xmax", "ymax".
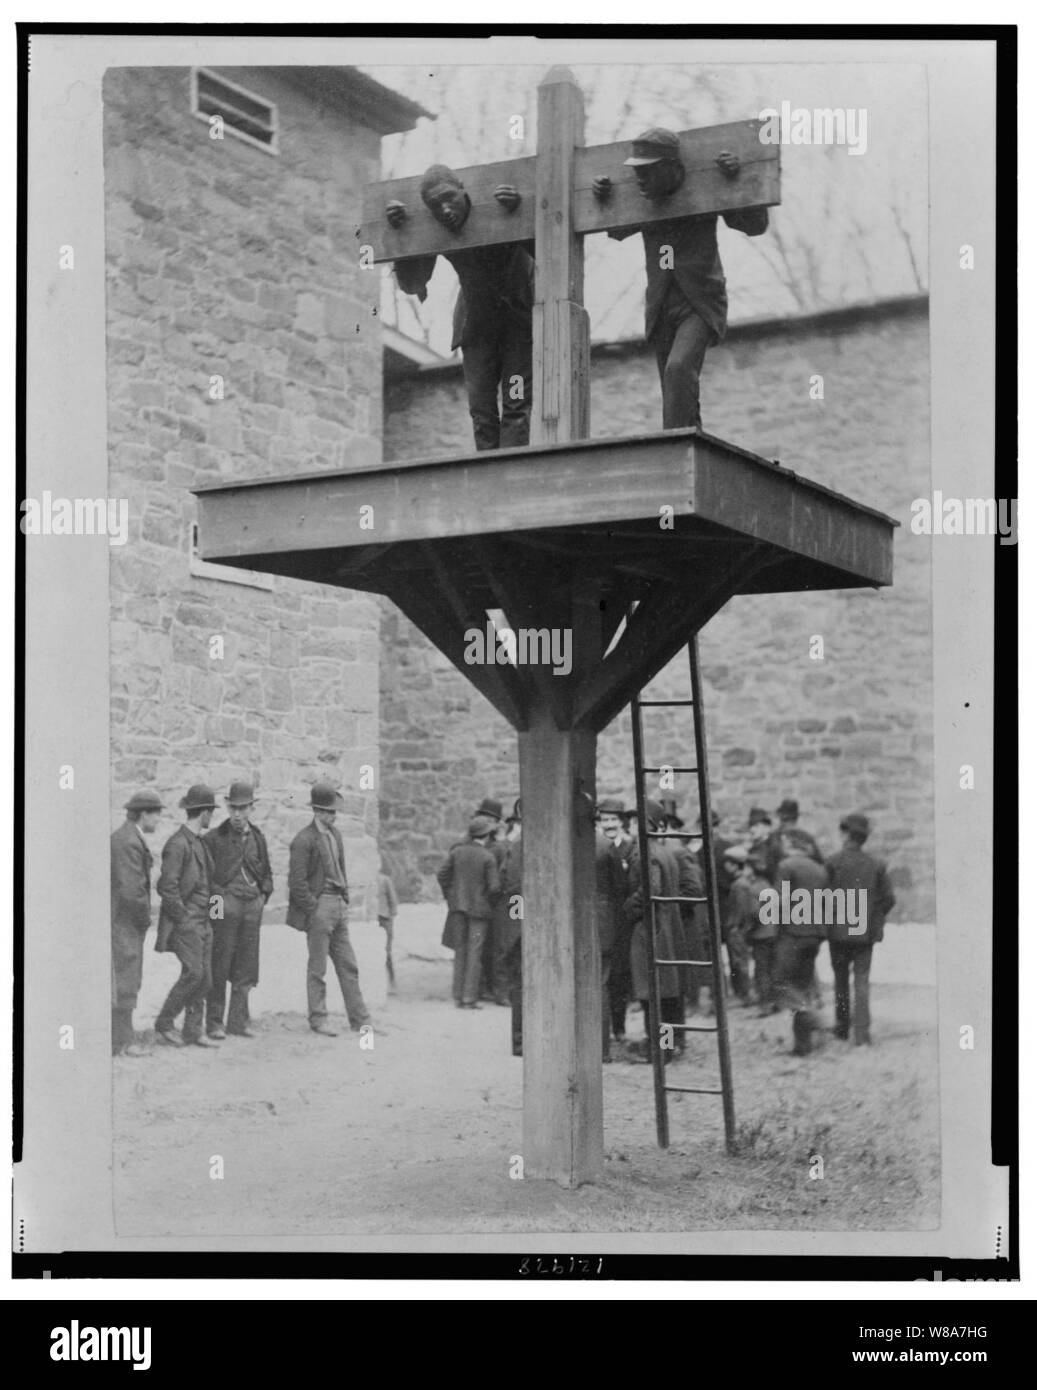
[
  {"xmin": 287, "ymin": 782, "xmax": 372, "ymax": 1038},
  {"xmin": 773, "ymin": 846, "xmax": 831, "ymax": 1055},
  {"xmin": 598, "ymin": 798, "xmax": 634, "ymax": 1044},
  {"xmin": 662, "ymin": 801, "xmax": 712, "ymax": 1017},
  {"xmin": 593, "ymin": 130, "xmax": 768, "ymax": 431},
  {"xmin": 774, "ymin": 799, "xmax": 824, "ymax": 865},
  {"xmin": 437, "ymin": 815, "xmax": 501, "ymax": 1009},
  {"xmin": 488, "ymin": 798, "xmax": 522, "ymax": 1011},
  {"xmin": 388, "ymin": 167, "xmax": 533, "ymax": 452},
  {"xmin": 595, "ymin": 798, "xmax": 629, "ymax": 1061},
  {"xmin": 204, "ymin": 782, "xmax": 273, "ymax": 1040},
  {"xmin": 622, "ymin": 799, "xmax": 686, "ymax": 1061},
  {"xmin": 746, "ymin": 806, "xmax": 780, "ymax": 881},
  {"xmin": 826, "ymin": 814, "xmax": 897, "ymax": 1046},
  {"xmin": 736, "ymin": 850, "xmax": 779, "ymax": 1013},
  {"xmin": 471, "ymin": 796, "xmax": 509, "ymax": 1002},
  {"xmin": 720, "ymin": 845, "xmax": 753, "ymax": 1002},
  {"xmin": 111, "ymin": 790, "xmax": 163, "ymax": 1057},
  {"xmin": 154, "ymin": 785, "xmax": 218, "ymax": 1048},
  {"xmin": 498, "ymin": 802, "xmax": 525, "ymax": 1055}
]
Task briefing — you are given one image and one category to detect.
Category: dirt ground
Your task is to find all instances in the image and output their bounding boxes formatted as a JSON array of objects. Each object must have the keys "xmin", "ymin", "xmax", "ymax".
[{"xmin": 113, "ymin": 906, "xmax": 939, "ymax": 1238}]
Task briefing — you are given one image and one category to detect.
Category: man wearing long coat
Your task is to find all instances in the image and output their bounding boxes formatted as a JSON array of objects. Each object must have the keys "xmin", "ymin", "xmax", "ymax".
[
  {"xmin": 111, "ymin": 789, "xmax": 163, "ymax": 1056},
  {"xmin": 623, "ymin": 800, "xmax": 686, "ymax": 1061}
]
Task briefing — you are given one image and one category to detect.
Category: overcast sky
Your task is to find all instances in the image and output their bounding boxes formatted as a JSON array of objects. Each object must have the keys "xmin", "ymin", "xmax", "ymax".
[{"xmin": 364, "ymin": 61, "xmax": 928, "ymax": 356}]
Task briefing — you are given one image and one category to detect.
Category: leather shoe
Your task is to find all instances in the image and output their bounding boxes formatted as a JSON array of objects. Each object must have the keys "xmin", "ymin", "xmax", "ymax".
[
  {"xmin": 226, "ymin": 1027, "xmax": 255, "ymax": 1038},
  {"xmin": 311, "ymin": 1024, "xmax": 338, "ymax": 1037},
  {"xmin": 115, "ymin": 1042, "xmax": 151, "ymax": 1058},
  {"xmin": 185, "ymin": 1034, "xmax": 219, "ymax": 1047},
  {"xmin": 155, "ymin": 1027, "xmax": 183, "ymax": 1047},
  {"xmin": 207, "ymin": 1026, "xmax": 227, "ymax": 1040}
]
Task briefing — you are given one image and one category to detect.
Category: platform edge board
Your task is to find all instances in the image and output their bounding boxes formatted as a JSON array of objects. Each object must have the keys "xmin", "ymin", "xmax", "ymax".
[
  {"xmin": 193, "ymin": 429, "xmax": 899, "ymax": 527},
  {"xmin": 195, "ymin": 434, "xmax": 896, "ymax": 590}
]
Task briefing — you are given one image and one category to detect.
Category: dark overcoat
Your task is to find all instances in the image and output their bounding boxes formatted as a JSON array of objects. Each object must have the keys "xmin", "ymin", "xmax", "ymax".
[
  {"xmin": 287, "ymin": 820, "xmax": 350, "ymax": 931},
  {"xmin": 155, "ymin": 825, "xmax": 212, "ymax": 952}
]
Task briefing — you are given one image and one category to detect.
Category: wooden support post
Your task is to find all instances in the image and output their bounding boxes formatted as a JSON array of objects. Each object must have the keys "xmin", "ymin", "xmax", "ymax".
[
  {"xmin": 519, "ymin": 709, "xmax": 602, "ymax": 1184},
  {"xmin": 531, "ymin": 67, "xmax": 590, "ymax": 446},
  {"xmin": 519, "ymin": 69, "xmax": 600, "ymax": 1183}
]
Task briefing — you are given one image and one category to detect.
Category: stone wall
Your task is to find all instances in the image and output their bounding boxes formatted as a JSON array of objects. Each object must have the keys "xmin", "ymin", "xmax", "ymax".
[
  {"xmin": 381, "ymin": 299, "xmax": 934, "ymax": 919},
  {"xmin": 105, "ymin": 67, "xmax": 383, "ymax": 915}
]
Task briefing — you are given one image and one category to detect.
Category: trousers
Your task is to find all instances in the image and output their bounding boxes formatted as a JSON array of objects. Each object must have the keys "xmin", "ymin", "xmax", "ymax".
[
  {"xmin": 608, "ymin": 919, "xmax": 633, "ymax": 1037},
  {"xmin": 650, "ymin": 299, "xmax": 713, "ymax": 430},
  {"xmin": 682, "ymin": 908, "xmax": 712, "ymax": 1008},
  {"xmin": 752, "ymin": 938, "xmax": 777, "ymax": 1007},
  {"xmin": 600, "ymin": 951, "xmax": 612, "ymax": 1060},
  {"xmin": 156, "ymin": 917, "xmax": 213, "ymax": 1042},
  {"xmin": 451, "ymin": 913, "xmax": 488, "ymax": 1005},
  {"xmin": 112, "ymin": 914, "xmax": 147, "ymax": 1052},
  {"xmin": 207, "ymin": 893, "xmax": 262, "ymax": 1033},
  {"xmin": 306, "ymin": 895, "xmax": 369, "ymax": 1029},
  {"xmin": 506, "ymin": 938, "xmax": 523, "ymax": 1053},
  {"xmin": 829, "ymin": 942, "xmax": 874, "ymax": 1043},
  {"xmin": 726, "ymin": 924, "xmax": 752, "ymax": 999},
  {"xmin": 775, "ymin": 934, "xmax": 822, "ymax": 1011},
  {"xmin": 461, "ymin": 316, "xmax": 533, "ymax": 451}
]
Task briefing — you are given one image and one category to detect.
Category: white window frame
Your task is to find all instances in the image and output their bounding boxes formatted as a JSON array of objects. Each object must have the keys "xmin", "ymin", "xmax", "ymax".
[
  {"xmin": 191, "ymin": 67, "xmax": 279, "ymax": 156},
  {"xmin": 190, "ymin": 522, "xmax": 274, "ymax": 591}
]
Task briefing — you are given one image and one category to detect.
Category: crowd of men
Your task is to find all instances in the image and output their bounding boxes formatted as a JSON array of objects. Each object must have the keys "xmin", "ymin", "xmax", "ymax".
[
  {"xmin": 113, "ymin": 779, "xmax": 895, "ymax": 1066},
  {"xmin": 432, "ymin": 792, "xmax": 896, "ymax": 1062},
  {"xmin": 110, "ymin": 779, "xmax": 381, "ymax": 1056}
]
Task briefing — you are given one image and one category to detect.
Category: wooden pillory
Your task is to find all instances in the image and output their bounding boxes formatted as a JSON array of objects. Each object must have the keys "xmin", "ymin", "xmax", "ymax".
[{"xmin": 196, "ymin": 68, "xmax": 895, "ymax": 1188}]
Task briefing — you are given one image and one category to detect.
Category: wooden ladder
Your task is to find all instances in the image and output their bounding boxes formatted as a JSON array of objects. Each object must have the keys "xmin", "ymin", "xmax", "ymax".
[{"xmin": 629, "ymin": 633, "xmax": 737, "ymax": 1153}]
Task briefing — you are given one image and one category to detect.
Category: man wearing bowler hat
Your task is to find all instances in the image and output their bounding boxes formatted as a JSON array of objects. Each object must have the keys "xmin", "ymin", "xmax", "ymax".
[
  {"xmin": 111, "ymin": 789, "xmax": 163, "ymax": 1056},
  {"xmin": 826, "ymin": 813, "xmax": 896, "ymax": 1046},
  {"xmin": 287, "ymin": 782, "xmax": 372, "ymax": 1037},
  {"xmin": 593, "ymin": 128, "xmax": 768, "ymax": 431},
  {"xmin": 437, "ymin": 814, "xmax": 501, "ymax": 1009},
  {"xmin": 204, "ymin": 782, "xmax": 273, "ymax": 1040},
  {"xmin": 472, "ymin": 796, "xmax": 508, "ymax": 1001},
  {"xmin": 154, "ymin": 784, "xmax": 218, "ymax": 1048}
]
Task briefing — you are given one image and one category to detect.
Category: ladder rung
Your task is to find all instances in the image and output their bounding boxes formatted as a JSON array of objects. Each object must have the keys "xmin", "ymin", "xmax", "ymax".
[
  {"xmin": 675, "ymin": 1023, "xmax": 719, "ymax": 1033},
  {"xmin": 641, "ymin": 766, "xmax": 698, "ymax": 774},
  {"xmin": 665, "ymin": 1085, "xmax": 725, "ymax": 1096},
  {"xmin": 650, "ymin": 895, "xmax": 707, "ymax": 904},
  {"xmin": 648, "ymin": 830, "xmax": 700, "ymax": 840},
  {"xmin": 636, "ymin": 699, "xmax": 695, "ymax": 708}
]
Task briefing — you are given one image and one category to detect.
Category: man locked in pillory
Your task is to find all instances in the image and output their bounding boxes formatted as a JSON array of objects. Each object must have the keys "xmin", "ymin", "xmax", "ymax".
[
  {"xmin": 594, "ymin": 127, "xmax": 769, "ymax": 431},
  {"xmin": 388, "ymin": 164, "xmax": 534, "ymax": 452}
]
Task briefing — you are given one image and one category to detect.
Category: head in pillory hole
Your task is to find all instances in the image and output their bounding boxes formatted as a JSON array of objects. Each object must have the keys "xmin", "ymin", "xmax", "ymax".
[
  {"xmin": 623, "ymin": 127, "xmax": 686, "ymax": 203},
  {"xmin": 420, "ymin": 165, "xmax": 471, "ymax": 233}
]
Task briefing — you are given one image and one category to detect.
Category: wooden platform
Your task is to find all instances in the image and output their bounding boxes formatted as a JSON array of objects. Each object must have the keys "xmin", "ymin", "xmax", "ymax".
[{"xmin": 196, "ymin": 428, "xmax": 896, "ymax": 734}]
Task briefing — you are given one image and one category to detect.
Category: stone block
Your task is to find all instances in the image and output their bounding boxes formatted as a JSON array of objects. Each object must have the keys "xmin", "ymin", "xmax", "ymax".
[
  {"xmin": 204, "ymin": 714, "xmax": 246, "ymax": 745},
  {"xmin": 263, "ymin": 669, "xmax": 293, "ymax": 712}
]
